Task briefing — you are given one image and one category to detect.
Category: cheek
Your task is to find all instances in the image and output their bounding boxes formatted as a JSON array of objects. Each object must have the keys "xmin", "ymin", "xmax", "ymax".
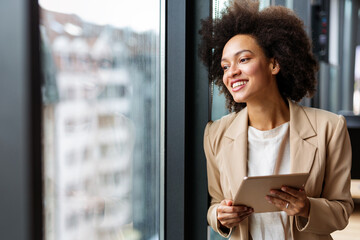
[
  {"xmin": 245, "ymin": 63, "xmax": 271, "ymax": 82},
  {"xmin": 242, "ymin": 64, "xmax": 259, "ymax": 75},
  {"xmin": 222, "ymin": 74, "xmax": 229, "ymax": 86}
]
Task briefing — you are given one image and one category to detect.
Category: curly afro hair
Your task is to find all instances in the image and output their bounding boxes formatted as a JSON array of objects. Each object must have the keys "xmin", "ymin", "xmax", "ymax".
[{"xmin": 199, "ymin": 0, "xmax": 318, "ymax": 112}]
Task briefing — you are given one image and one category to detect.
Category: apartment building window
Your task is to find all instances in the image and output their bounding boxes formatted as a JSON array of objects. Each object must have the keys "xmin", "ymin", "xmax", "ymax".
[
  {"xmin": 1, "ymin": 0, "xmax": 211, "ymax": 239},
  {"xmin": 39, "ymin": 1, "xmax": 164, "ymax": 239}
]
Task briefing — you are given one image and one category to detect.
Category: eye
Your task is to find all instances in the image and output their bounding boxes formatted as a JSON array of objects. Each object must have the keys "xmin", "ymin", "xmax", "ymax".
[
  {"xmin": 222, "ymin": 65, "xmax": 230, "ymax": 71},
  {"xmin": 239, "ymin": 58, "xmax": 250, "ymax": 63}
]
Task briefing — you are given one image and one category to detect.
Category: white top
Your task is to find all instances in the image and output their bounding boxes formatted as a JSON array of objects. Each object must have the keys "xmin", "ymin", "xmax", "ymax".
[{"xmin": 247, "ymin": 122, "xmax": 291, "ymax": 240}]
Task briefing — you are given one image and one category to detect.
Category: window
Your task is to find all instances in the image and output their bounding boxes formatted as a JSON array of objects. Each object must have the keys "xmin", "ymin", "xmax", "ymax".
[
  {"xmin": 211, "ymin": 0, "xmax": 360, "ymax": 118},
  {"xmin": 208, "ymin": 0, "xmax": 360, "ymax": 239},
  {"xmin": 40, "ymin": 0, "xmax": 164, "ymax": 239}
]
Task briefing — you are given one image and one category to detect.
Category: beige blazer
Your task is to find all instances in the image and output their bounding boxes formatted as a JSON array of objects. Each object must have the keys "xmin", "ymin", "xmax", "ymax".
[{"xmin": 204, "ymin": 100, "xmax": 354, "ymax": 240}]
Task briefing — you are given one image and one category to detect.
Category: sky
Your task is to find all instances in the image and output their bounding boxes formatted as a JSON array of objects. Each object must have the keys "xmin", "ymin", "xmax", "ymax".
[{"xmin": 39, "ymin": 0, "xmax": 161, "ymax": 32}]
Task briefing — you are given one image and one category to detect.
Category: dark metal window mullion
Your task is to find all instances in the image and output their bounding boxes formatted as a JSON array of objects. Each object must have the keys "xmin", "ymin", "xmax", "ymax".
[
  {"xmin": 166, "ymin": 0, "xmax": 186, "ymax": 239},
  {"xmin": 0, "ymin": 0, "xmax": 43, "ymax": 240}
]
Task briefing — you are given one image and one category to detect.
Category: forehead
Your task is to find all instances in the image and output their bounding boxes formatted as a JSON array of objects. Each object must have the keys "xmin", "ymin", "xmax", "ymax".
[{"xmin": 222, "ymin": 34, "xmax": 264, "ymax": 58}]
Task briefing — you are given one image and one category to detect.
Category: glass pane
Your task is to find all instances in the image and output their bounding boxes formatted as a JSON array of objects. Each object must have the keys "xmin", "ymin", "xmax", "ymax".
[
  {"xmin": 355, "ymin": 46, "xmax": 360, "ymax": 114},
  {"xmin": 40, "ymin": 1, "xmax": 163, "ymax": 239},
  {"xmin": 210, "ymin": 0, "xmax": 271, "ymax": 121},
  {"xmin": 211, "ymin": 0, "xmax": 360, "ymax": 117},
  {"xmin": 208, "ymin": 1, "xmax": 360, "ymax": 239},
  {"xmin": 353, "ymin": 8, "xmax": 360, "ymax": 114}
]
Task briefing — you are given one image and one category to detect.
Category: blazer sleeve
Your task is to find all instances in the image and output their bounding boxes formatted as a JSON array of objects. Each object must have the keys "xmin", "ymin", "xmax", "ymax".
[
  {"xmin": 204, "ymin": 122, "xmax": 232, "ymax": 238},
  {"xmin": 295, "ymin": 115, "xmax": 354, "ymax": 234}
]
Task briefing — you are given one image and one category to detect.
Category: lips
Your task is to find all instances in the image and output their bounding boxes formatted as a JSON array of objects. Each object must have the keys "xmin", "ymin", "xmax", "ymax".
[
  {"xmin": 230, "ymin": 80, "xmax": 248, "ymax": 92},
  {"xmin": 232, "ymin": 80, "xmax": 248, "ymax": 88}
]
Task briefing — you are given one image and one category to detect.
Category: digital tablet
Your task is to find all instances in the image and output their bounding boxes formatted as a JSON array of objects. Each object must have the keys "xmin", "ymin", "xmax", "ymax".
[{"xmin": 233, "ymin": 173, "xmax": 309, "ymax": 213}]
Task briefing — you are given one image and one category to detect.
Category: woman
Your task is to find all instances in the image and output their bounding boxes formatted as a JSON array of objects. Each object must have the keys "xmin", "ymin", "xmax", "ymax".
[{"xmin": 199, "ymin": 1, "xmax": 354, "ymax": 239}]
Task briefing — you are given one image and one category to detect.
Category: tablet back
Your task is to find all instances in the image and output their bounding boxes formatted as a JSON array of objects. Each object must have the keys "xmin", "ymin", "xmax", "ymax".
[{"xmin": 233, "ymin": 173, "xmax": 309, "ymax": 213}]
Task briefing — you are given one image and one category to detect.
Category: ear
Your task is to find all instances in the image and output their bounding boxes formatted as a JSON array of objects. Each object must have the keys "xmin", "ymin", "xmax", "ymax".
[{"xmin": 270, "ymin": 58, "xmax": 280, "ymax": 75}]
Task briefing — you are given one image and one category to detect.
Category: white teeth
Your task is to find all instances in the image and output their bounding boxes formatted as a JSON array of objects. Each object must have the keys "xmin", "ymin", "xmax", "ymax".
[{"xmin": 232, "ymin": 81, "xmax": 247, "ymax": 88}]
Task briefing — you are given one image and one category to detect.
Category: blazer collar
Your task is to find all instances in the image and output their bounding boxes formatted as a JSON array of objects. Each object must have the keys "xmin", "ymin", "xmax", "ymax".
[
  {"xmin": 288, "ymin": 100, "xmax": 316, "ymax": 140},
  {"xmin": 288, "ymin": 100, "xmax": 317, "ymax": 173},
  {"xmin": 224, "ymin": 107, "xmax": 248, "ymax": 140},
  {"xmin": 221, "ymin": 108, "xmax": 248, "ymax": 198},
  {"xmin": 223, "ymin": 100, "xmax": 317, "ymax": 140},
  {"xmin": 221, "ymin": 100, "xmax": 317, "ymax": 198}
]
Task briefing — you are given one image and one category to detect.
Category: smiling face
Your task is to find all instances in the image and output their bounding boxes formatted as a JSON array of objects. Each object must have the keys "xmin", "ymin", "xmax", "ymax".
[{"xmin": 221, "ymin": 34, "xmax": 280, "ymax": 105}]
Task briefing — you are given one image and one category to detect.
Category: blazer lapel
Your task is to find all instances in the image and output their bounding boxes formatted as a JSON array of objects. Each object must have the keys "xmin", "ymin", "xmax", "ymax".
[
  {"xmin": 220, "ymin": 108, "xmax": 249, "ymax": 199},
  {"xmin": 288, "ymin": 100, "xmax": 317, "ymax": 174}
]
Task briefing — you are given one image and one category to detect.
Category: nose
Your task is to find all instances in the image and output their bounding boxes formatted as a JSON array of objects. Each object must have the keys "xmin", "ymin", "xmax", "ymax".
[{"xmin": 229, "ymin": 64, "xmax": 241, "ymax": 77}]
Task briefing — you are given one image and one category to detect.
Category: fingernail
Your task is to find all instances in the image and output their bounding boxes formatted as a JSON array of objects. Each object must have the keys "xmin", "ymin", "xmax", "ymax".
[{"xmin": 281, "ymin": 187, "xmax": 286, "ymax": 191}]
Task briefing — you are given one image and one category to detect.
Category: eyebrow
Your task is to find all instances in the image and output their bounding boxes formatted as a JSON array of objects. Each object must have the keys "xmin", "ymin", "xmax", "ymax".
[{"xmin": 221, "ymin": 50, "xmax": 254, "ymax": 62}]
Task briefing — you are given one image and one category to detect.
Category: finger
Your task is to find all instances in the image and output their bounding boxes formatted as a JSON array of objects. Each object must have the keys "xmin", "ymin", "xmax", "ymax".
[
  {"xmin": 266, "ymin": 195, "xmax": 289, "ymax": 210},
  {"xmin": 219, "ymin": 210, "xmax": 251, "ymax": 219},
  {"xmin": 269, "ymin": 189, "xmax": 297, "ymax": 203},
  {"xmin": 233, "ymin": 205, "xmax": 253, "ymax": 212},
  {"xmin": 220, "ymin": 199, "xmax": 228, "ymax": 205},
  {"xmin": 218, "ymin": 205, "xmax": 250, "ymax": 213},
  {"xmin": 218, "ymin": 208, "xmax": 253, "ymax": 221},
  {"xmin": 218, "ymin": 214, "xmax": 241, "ymax": 225},
  {"xmin": 235, "ymin": 207, "xmax": 253, "ymax": 216},
  {"xmin": 220, "ymin": 199, "xmax": 234, "ymax": 207},
  {"xmin": 281, "ymin": 186, "xmax": 306, "ymax": 199},
  {"xmin": 220, "ymin": 212, "xmax": 253, "ymax": 228},
  {"xmin": 218, "ymin": 213, "xmax": 242, "ymax": 220},
  {"xmin": 218, "ymin": 213, "xmax": 241, "ymax": 222}
]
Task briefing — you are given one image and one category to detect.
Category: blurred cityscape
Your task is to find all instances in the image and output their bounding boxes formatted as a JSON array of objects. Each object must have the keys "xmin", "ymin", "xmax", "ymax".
[{"xmin": 41, "ymin": 7, "xmax": 160, "ymax": 240}]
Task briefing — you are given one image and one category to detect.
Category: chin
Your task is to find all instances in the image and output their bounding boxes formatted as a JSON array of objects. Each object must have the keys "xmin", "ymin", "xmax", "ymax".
[{"xmin": 232, "ymin": 97, "xmax": 246, "ymax": 103}]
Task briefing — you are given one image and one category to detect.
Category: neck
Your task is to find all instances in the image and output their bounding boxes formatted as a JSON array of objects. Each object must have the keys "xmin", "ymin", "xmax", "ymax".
[{"xmin": 247, "ymin": 98, "xmax": 290, "ymax": 131}]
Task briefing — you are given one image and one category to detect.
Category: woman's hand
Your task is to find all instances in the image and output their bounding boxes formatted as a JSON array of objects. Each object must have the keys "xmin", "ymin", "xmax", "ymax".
[
  {"xmin": 217, "ymin": 199, "xmax": 253, "ymax": 230},
  {"xmin": 265, "ymin": 186, "xmax": 310, "ymax": 217}
]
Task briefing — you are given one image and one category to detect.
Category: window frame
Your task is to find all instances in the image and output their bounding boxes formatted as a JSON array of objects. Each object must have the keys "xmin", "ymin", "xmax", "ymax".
[
  {"xmin": 166, "ymin": 0, "xmax": 211, "ymax": 239},
  {"xmin": 0, "ymin": 0, "xmax": 43, "ymax": 240},
  {"xmin": 0, "ymin": 0, "xmax": 212, "ymax": 239}
]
